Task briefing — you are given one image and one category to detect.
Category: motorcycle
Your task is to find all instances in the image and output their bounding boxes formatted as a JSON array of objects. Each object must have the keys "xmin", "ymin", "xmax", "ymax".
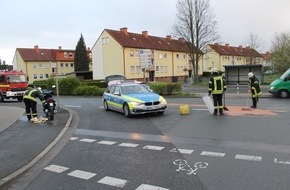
[{"xmin": 42, "ymin": 85, "xmax": 57, "ymax": 121}]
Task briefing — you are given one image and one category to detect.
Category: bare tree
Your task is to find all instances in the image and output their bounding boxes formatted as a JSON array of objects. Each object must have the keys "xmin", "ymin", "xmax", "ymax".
[
  {"xmin": 270, "ymin": 32, "xmax": 290, "ymax": 72},
  {"xmin": 172, "ymin": 0, "xmax": 219, "ymax": 82},
  {"xmin": 244, "ymin": 33, "xmax": 263, "ymax": 64}
]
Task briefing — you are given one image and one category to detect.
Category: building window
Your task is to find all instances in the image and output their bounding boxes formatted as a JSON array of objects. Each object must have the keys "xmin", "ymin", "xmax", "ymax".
[
  {"xmin": 45, "ymin": 74, "xmax": 49, "ymax": 78},
  {"xmin": 60, "ymin": 63, "xmax": 64, "ymax": 67},
  {"xmin": 136, "ymin": 66, "xmax": 140, "ymax": 73},
  {"xmin": 38, "ymin": 63, "xmax": 43, "ymax": 68},
  {"xmin": 39, "ymin": 74, "xmax": 44, "ymax": 79},
  {"xmin": 164, "ymin": 53, "xmax": 167, "ymax": 59},
  {"xmin": 65, "ymin": 63, "xmax": 69, "ymax": 67},
  {"xmin": 69, "ymin": 53, "xmax": 73, "ymax": 58},
  {"xmin": 155, "ymin": 66, "xmax": 159, "ymax": 72},
  {"xmin": 70, "ymin": 63, "xmax": 74, "ymax": 67},
  {"xmin": 130, "ymin": 66, "xmax": 135, "ymax": 73},
  {"xmin": 130, "ymin": 50, "xmax": 134, "ymax": 57},
  {"xmin": 33, "ymin": 63, "xmax": 36, "ymax": 69},
  {"xmin": 183, "ymin": 54, "xmax": 186, "ymax": 59},
  {"xmin": 64, "ymin": 52, "xmax": 68, "ymax": 58},
  {"xmin": 33, "ymin": 74, "xmax": 37, "ymax": 79},
  {"xmin": 102, "ymin": 37, "xmax": 108, "ymax": 44},
  {"xmin": 176, "ymin": 54, "xmax": 179, "ymax": 59}
]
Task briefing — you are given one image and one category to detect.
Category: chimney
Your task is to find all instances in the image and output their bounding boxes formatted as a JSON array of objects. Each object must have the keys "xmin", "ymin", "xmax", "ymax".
[
  {"xmin": 142, "ymin": 31, "xmax": 148, "ymax": 38},
  {"xmin": 225, "ymin": 43, "xmax": 229, "ymax": 47},
  {"xmin": 58, "ymin": 46, "xmax": 62, "ymax": 50},
  {"xmin": 178, "ymin": 38, "xmax": 185, "ymax": 43},
  {"xmin": 120, "ymin": 27, "xmax": 128, "ymax": 35},
  {"xmin": 166, "ymin": 35, "xmax": 172, "ymax": 41},
  {"xmin": 34, "ymin": 45, "xmax": 39, "ymax": 52},
  {"xmin": 87, "ymin": 47, "xmax": 91, "ymax": 51}
]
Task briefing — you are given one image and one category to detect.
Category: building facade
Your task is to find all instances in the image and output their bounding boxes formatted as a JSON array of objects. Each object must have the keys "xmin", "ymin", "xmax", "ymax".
[
  {"xmin": 204, "ymin": 43, "xmax": 263, "ymax": 72},
  {"xmin": 13, "ymin": 45, "xmax": 92, "ymax": 83},
  {"xmin": 91, "ymin": 27, "xmax": 203, "ymax": 82}
]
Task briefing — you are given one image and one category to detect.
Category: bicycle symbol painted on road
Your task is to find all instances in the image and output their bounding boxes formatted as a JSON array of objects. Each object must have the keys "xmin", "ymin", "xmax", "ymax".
[{"xmin": 173, "ymin": 159, "xmax": 208, "ymax": 175}]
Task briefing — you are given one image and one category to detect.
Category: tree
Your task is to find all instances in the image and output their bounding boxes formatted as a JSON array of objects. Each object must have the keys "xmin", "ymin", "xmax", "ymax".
[
  {"xmin": 245, "ymin": 33, "xmax": 263, "ymax": 64},
  {"xmin": 74, "ymin": 34, "xmax": 89, "ymax": 72},
  {"xmin": 270, "ymin": 32, "xmax": 290, "ymax": 73},
  {"xmin": 172, "ymin": 0, "xmax": 219, "ymax": 82}
]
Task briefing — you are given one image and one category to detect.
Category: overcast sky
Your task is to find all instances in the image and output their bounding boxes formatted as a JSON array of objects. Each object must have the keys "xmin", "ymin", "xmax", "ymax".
[{"xmin": 1, "ymin": 0, "xmax": 290, "ymax": 65}]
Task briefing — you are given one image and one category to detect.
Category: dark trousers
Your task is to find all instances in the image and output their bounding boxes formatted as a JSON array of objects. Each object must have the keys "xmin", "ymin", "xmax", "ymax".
[
  {"xmin": 24, "ymin": 99, "xmax": 38, "ymax": 120},
  {"xmin": 212, "ymin": 94, "xmax": 223, "ymax": 114},
  {"xmin": 252, "ymin": 96, "xmax": 258, "ymax": 108}
]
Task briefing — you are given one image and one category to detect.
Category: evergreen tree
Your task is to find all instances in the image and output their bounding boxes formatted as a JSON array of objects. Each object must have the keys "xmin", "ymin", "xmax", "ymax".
[{"xmin": 74, "ymin": 34, "xmax": 89, "ymax": 71}]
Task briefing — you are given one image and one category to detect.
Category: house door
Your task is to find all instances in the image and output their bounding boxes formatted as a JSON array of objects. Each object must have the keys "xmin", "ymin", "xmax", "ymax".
[{"xmin": 149, "ymin": 71, "xmax": 154, "ymax": 82}]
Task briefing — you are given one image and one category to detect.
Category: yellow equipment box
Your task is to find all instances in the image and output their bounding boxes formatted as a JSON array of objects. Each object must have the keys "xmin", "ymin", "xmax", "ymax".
[{"xmin": 179, "ymin": 105, "xmax": 190, "ymax": 115}]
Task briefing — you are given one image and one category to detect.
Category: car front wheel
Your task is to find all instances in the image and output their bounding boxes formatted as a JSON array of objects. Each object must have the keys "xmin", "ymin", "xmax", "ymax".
[
  {"xmin": 279, "ymin": 90, "xmax": 289, "ymax": 98},
  {"xmin": 123, "ymin": 103, "xmax": 131, "ymax": 118}
]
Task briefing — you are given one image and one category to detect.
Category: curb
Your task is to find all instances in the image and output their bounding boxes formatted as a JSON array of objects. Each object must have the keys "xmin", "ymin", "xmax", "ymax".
[{"xmin": 0, "ymin": 107, "xmax": 73, "ymax": 187}]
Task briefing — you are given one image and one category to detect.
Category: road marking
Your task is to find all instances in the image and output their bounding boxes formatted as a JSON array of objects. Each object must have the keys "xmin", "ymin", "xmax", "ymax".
[
  {"xmin": 67, "ymin": 170, "xmax": 96, "ymax": 180},
  {"xmin": 79, "ymin": 138, "xmax": 97, "ymax": 143},
  {"xmin": 136, "ymin": 184, "xmax": 169, "ymax": 190},
  {"xmin": 200, "ymin": 151, "xmax": 225, "ymax": 157},
  {"xmin": 274, "ymin": 158, "xmax": 290, "ymax": 165},
  {"xmin": 143, "ymin": 145, "xmax": 164, "ymax": 151},
  {"xmin": 118, "ymin": 142, "xmax": 139, "ymax": 147},
  {"xmin": 170, "ymin": 148, "xmax": 194, "ymax": 154},
  {"xmin": 97, "ymin": 140, "xmax": 116, "ymax": 145},
  {"xmin": 235, "ymin": 154, "xmax": 262, "ymax": 161},
  {"xmin": 70, "ymin": 137, "xmax": 79, "ymax": 140},
  {"xmin": 98, "ymin": 176, "xmax": 129, "ymax": 188},
  {"xmin": 44, "ymin": 164, "xmax": 69, "ymax": 173},
  {"xmin": 64, "ymin": 105, "xmax": 82, "ymax": 108}
]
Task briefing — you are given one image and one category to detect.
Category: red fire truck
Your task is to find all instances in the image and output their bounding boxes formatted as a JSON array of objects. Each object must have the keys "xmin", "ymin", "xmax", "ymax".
[{"xmin": 0, "ymin": 70, "xmax": 28, "ymax": 102}]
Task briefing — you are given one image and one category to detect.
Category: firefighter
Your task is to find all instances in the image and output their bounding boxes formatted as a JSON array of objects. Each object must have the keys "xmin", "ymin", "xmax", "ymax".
[
  {"xmin": 208, "ymin": 68, "xmax": 227, "ymax": 116},
  {"xmin": 248, "ymin": 72, "xmax": 262, "ymax": 108},
  {"xmin": 23, "ymin": 85, "xmax": 46, "ymax": 122}
]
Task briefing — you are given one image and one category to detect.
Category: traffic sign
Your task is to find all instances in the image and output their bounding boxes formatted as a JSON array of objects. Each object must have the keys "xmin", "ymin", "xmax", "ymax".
[{"xmin": 139, "ymin": 49, "xmax": 152, "ymax": 69}]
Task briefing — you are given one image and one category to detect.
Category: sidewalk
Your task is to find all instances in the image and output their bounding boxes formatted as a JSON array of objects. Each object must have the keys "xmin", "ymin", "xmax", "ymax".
[{"xmin": 0, "ymin": 105, "xmax": 72, "ymax": 187}]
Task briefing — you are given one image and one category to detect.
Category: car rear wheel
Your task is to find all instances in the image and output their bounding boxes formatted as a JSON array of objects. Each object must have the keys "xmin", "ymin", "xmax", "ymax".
[
  {"xmin": 123, "ymin": 103, "xmax": 131, "ymax": 118},
  {"xmin": 103, "ymin": 100, "xmax": 110, "ymax": 111},
  {"xmin": 279, "ymin": 90, "xmax": 289, "ymax": 98}
]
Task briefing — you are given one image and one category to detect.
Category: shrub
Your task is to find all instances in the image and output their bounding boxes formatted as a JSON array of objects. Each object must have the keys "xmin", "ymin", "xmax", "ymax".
[
  {"xmin": 149, "ymin": 82, "xmax": 182, "ymax": 95},
  {"xmin": 73, "ymin": 85, "xmax": 105, "ymax": 96},
  {"xmin": 59, "ymin": 77, "xmax": 81, "ymax": 95}
]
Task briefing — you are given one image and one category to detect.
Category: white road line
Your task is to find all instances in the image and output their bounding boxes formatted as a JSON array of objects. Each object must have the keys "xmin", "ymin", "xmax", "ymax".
[
  {"xmin": 200, "ymin": 151, "xmax": 225, "ymax": 157},
  {"xmin": 136, "ymin": 184, "xmax": 169, "ymax": 190},
  {"xmin": 98, "ymin": 176, "xmax": 129, "ymax": 188},
  {"xmin": 235, "ymin": 154, "xmax": 262, "ymax": 161},
  {"xmin": 97, "ymin": 140, "xmax": 116, "ymax": 145},
  {"xmin": 79, "ymin": 138, "xmax": 97, "ymax": 143},
  {"xmin": 44, "ymin": 164, "xmax": 69, "ymax": 173},
  {"xmin": 67, "ymin": 170, "xmax": 96, "ymax": 180},
  {"xmin": 178, "ymin": 149, "xmax": 194, "ymax": 154},
  {"xmin": 70, "ymin": 137, "xmax": 79, "ymax": 140},
  {"xmin": 143, "ymin": 145, "xmax": 164, "ymax": 151},
  {"xmin": 64, "ymin": 105, "xmax": 82, "ymax": 108},
  {"xmin": 118, "ymin": 143, "xmax": 139, "ymax": 147}
]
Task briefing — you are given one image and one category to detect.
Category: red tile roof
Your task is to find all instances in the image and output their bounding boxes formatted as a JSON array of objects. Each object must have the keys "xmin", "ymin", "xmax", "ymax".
[
  {"xmin": 17, "ymin": 47, "xmax": 57, "ymax": 61},
  {"xmin": 105, "ymin": 28, "xmax": 203, "ymax": 54},
  {"xmin": 261, "ymin": 52, "xmax": 272, "ymax": 60},
  {"xmin": 209, "ymin": 43, "xmax": 262, "ymax": 57}
]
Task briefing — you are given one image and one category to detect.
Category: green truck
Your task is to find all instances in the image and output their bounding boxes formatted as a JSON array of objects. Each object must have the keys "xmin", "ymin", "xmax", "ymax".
[{"xmin": 269, "ymin": 68, "xmax": 290, "ymax": 98}]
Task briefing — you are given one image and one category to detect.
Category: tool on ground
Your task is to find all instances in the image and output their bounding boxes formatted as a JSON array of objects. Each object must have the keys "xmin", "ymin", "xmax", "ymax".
[
  {"xmin": 202, "ymin": 95, "xmax": 214, "ymax": 114},
  {"xmin": 223, "ymin": 93, "xmax": 229, "ymax": 111},
  {"xmin": 241, "ymin": 93, "xmax": 252, "ymax": 111}
]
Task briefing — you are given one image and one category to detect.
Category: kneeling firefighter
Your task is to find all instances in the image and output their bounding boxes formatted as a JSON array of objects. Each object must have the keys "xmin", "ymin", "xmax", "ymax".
[{"xmin": 23, "ymin": 85, "xmax": 46, "ymax": 121}]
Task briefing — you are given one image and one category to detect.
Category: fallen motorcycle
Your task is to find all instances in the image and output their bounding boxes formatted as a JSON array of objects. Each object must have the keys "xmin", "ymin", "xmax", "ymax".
[{"xmin": 42, "ymin": 85, "xmax": 57, "ymax": 121}]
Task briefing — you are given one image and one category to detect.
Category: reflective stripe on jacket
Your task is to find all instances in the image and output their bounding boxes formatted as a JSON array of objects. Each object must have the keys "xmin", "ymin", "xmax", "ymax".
[
  {"xmin": 248, "ymin": 77, "xmax": 262, "ymax": 98},
  {"xmin": 23, "ymin": 89, "xmax": 45, "ymax": 103},
  {"xmin": 209, "ymin": 75, "xmax": 226, "ymax": 94}
]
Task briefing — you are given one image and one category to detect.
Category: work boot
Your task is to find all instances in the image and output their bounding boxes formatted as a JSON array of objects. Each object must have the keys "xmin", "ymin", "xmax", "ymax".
[
  {"xmin": 220, "ymin": 112, "xmax": 224, "ymax": 116},
  {"xmin": 250, "ymin": 106, "xmax": 256, "ymax": 109}
]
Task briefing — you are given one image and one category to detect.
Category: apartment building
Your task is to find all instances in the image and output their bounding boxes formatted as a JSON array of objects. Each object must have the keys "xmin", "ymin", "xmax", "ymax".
[
  {"xmin": 204, "ymin": 43, "xmax": 263, "ymax": 72},
  {"xmin": 91, "ymin": 27, "xmax": 203, "ymax": 82},
  {"xmin": 13, "ymin": 45, "xmax": 92, "ymax": 83}
]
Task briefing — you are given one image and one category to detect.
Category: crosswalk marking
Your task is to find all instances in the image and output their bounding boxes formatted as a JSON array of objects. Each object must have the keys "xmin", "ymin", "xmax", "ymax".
[
  {"xmin": 235, "ymin": 154, "xmax": 262, "ymax": 161},
  {"xmin": 178, "ymin": 149, "xmax": 194, "ymax": 154},
  {"xmin": 200, "ymin": 151, "xmax": 225, "ymax": 157},
  {"xmin": 44, "ymin": 164, "xmax": 69, "ymax": 173},
  {"xmin": 70, "ymin": 137, "xmax": 79, "ymax": 140},
  {"xmin": 98, "ymin": 176, "xmax": 129, "ymax": 188},
  {"xmin": 118, "ymin": 142, "xmax": 139, "ymax": 147},
  {"xmin": 143, "ymin": 145, "xmax": 164, "ymax": 151},
  {"xmin": 136, "ymin": 184, "xmax": 169, "ymax": 190},
  {"xmin": 97, "ymin": 140, "xmax": 116, "ymax": 145},
  {"xmin": 79, "ymin": 138, "xmax": 97, "ymax": 143},
  {"xmin": 67, "ymin": 170, "xmax": 96, "ymax": 180}
]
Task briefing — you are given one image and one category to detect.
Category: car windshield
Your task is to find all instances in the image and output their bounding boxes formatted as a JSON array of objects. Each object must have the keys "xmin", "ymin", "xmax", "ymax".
[
  {"xmin": 280, "ymin": 69, "xmax": 290, "ymax": 80},
  {"xmin": 121, "ymin": 84, "xmax": 150, "ymax": 94},
  {"xmin": 7, "ymin": 74, "xmax": 26, "ymax": 82}
]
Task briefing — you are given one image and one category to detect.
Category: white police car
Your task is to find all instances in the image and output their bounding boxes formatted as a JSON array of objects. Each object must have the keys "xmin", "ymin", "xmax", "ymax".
[{"xmin": 103, "ymin": 80, "xmax": 167, "ymax": 117}]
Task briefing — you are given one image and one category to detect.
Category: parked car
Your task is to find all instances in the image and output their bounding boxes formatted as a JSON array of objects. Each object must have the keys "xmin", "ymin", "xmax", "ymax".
[
  {"xmin": 103, "ymin": 80, "xmax": 167, "ymax": 117},
  {"xmin": 269, "ymin": 68, "xmax": 290, "ymax": 98}
]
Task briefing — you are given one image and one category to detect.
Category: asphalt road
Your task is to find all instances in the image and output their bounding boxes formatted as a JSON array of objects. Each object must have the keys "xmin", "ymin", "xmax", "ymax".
[{"xmin": 5, "ymin": 93, "xmax": 290, "ymax": 190}]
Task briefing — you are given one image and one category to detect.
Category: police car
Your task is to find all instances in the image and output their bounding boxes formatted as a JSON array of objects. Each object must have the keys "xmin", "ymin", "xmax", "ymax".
[{"xmin": 103, "ymin": 80, "xmax": 167, "ymax": 117}]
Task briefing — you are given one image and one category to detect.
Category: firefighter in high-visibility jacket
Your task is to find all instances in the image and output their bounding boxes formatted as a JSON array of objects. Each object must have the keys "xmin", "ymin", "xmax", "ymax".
[
  {"xmin": 248, "ymin": 72, "xmax": 262, "ymax": 108},
  {"xmin": 23, "ymin": 85, "xmax": 46, "ymax": 121},
  {"xmin": 208, "ymin": 68, "xmax": 227, "ymax": 116}
]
